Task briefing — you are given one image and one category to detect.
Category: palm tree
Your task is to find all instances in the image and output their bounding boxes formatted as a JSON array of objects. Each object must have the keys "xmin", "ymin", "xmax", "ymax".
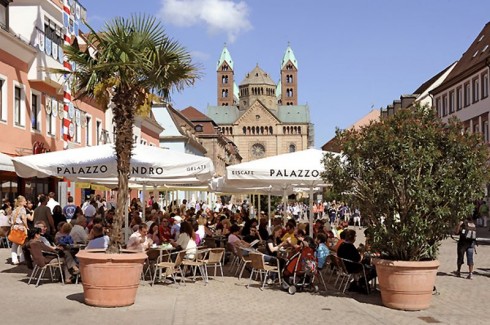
[{"xmin": 59, "ymin": 15, "xmax": 199, "ymax": 253}]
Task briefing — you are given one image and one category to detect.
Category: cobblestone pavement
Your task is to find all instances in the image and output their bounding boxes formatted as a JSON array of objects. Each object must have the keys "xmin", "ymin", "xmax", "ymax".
[{"xmin": 1, "ymin": 227, "xmax": 489, "ymax": 325}]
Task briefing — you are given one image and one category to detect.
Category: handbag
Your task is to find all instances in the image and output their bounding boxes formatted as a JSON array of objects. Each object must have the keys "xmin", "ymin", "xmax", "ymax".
[{"xmin": 8, "ymin": 227, "xmax": 27, "ymax": 245}]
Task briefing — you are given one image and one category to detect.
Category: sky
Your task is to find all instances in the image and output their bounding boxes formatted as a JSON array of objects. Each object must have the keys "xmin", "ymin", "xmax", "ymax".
[{"xmin": 80, "ymin": 0, "xmax": 490, "ymax": 147}]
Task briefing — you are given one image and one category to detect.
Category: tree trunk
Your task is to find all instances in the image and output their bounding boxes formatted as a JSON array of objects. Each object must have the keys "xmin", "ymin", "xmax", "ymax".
[{"xmin": 107, "ymin": 90, "xmax": 135, "ymax": 253}]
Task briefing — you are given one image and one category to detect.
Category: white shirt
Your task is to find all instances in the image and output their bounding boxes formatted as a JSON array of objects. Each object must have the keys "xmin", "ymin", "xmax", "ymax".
[
  {"xmin": 47, "ymin": 198, "xmax": 60, "ymax": 213},
  {"xmin": 126, "ymin": 231, "xmax": 151, "ymax": 252},
  {"xmin": 83, "ymin": 204, "xmax": 97, "ymax": 218}
]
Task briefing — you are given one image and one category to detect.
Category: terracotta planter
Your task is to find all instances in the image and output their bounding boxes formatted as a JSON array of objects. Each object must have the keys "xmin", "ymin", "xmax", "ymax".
[
  {"xmin": 373, "ymin": 258, "xmax": 439, "ymax": 311},
  {"xmin": 76, "ymin": 250, "xmax": 147, "ymax": 307}
]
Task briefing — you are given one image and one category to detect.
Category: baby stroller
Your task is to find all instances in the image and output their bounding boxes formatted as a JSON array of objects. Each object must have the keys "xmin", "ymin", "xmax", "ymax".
[{"xmin": 281, "ymin": 237, "xmax": 319, "ymax": 295}]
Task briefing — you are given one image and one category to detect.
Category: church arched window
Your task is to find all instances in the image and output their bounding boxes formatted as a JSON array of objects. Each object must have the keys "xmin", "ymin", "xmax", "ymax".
[
  {"xmin": 269, "ymin": 126, "xmax": 273, "ymax": 134},
  {"xmin": 289, "ymin": 144, "xmax": 296, "ymax": 153}
]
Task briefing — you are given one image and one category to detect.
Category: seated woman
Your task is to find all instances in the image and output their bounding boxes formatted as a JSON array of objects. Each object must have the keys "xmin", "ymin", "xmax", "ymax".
[
  {"xmin": 170, "ymin": 221, "xmax": 197, "ymax": 259},
  {"xmin": 158, "ymin": 217, "xmax": 172, "ymax": 243},
  {"xmin": 86, "ymin": 224, "xmax": 110, "ymax": 250},
  {"xmin": 55, "ymin": 222, "xmax": 74, "ymax": 246},
  {"xmin": 227, "ymin": 224, "xmax": 251, "ymax": 254},
  {"xmin": 148, "ymin": 222, "xmax": 162, "ymax": 246},
  {"xmin": 337, "ymin": 229, "xmax": 376, "ymax": 292},
  {"xmin": 27, "ymin": 227, "xmax": 79, "ymax": 283}
]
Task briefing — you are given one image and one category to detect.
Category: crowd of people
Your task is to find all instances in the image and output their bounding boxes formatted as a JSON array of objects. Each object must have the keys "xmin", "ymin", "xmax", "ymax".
[{"xmin": 0, "ymin": 192, "xmax": 377, "ymax": 289}]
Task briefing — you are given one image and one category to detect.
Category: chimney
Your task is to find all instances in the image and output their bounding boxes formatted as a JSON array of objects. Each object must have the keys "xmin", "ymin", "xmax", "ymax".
[
  {"xmin": 401, "ymin": 94, "xmax": 417, "ymax": 108},
  {"xmin": 393, "ymin": 100, "xmax": 401, "ymax": 113}
]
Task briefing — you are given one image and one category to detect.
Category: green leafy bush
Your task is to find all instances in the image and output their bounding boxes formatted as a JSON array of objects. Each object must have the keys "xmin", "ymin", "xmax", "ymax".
[{"xmin": 323, "ymin": 106, "xmax": 489, "ymax": 261}]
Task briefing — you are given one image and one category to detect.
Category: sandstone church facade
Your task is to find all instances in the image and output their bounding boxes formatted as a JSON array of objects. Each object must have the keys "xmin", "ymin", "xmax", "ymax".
[{"xmin": 207, "ymin": 45, "xmax": 314, "ymax": 162}]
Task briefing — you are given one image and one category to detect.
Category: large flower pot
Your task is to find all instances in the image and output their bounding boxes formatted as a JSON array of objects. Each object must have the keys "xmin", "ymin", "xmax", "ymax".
[
  {"xmin": 373, "ymin": 259, "xmax": 440, "ymax": 311},
  {"xmin": 76, "ymin": 250, "xmax": 147, "ymax": 307}
]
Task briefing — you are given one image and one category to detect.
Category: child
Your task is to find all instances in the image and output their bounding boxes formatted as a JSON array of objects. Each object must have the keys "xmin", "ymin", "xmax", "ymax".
[{"xmin": 315, "ymin": 233, "xmax": 330, "ymax": 269}]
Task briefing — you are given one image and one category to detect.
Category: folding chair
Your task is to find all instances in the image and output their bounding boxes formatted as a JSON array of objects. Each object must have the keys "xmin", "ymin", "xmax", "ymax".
[
  {"xmin": 246, "ymin": 252, "xmax": 281, "ymax": 290},
  {"xmin": 152, "ymin": 250, "xmax": 186, "ymax": 286},
  {"xmin": 28, "ymin": 242, "xmax": 65, "ymax": 287},
  {"xmin": 181, "ymin": 248, "xmax": 209, "ymax": 284},
  {"xmin": 199, "ymin": 248, "xmax": 225, "ymax": 282},
  {"xmin": 336, "ymin": 256, "xmax": 370, "ymax": 294},
  {"xmin": 0, "ymin": 227, "xmax": 10, "ymax": 248}
]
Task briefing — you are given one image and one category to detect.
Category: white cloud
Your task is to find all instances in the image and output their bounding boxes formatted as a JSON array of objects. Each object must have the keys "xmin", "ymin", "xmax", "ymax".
[
  {"xmin": 189, "ymin": 50, "xmax": 211, "ymax": 62},
  {"xmin": 159, "ymin": 0, "xmax": 252, "ymax": 43}
]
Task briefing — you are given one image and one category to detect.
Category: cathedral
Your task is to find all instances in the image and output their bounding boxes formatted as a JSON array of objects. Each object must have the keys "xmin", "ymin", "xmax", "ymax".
[{"xmin": 207, "ymin": 45, "xmax": 314, "ymax": 162}]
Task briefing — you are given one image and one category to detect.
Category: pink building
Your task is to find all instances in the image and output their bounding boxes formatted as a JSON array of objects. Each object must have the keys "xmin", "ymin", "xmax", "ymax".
[{"xmin": 0, "ymin": 0, "xmax": 161, "ymax": 205}]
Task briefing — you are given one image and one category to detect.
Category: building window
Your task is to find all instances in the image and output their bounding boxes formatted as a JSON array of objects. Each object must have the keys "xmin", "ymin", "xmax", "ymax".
[
  {"xmin": 14, "ymin": 86, "xmax": 25, "ymax": 127},
  {"xmin": 44, "ymin": 19, "xmax": 62, "ymax": 48},
  {"xmin": 85, "ymin": 115, "xmax": 92, "ymax": 145},
  {"xmin": 289, "ymin": 144, "xmax": 296, "ymax": 153},
  {"xmin": 47, "ymin": 111, "xmax": 55, "ymax": 136},
  {"xmin": 484, "ymin": 121, "xmax": 489, "ymax": 143},
  {"xmin": 73, "ymin": 119, "xmax": 80, "ymax": 143},
  {"xmin": 449, "ymin": 91, "xmax": 455, "ymax": 114},
  {"xmin": 222, "ymin": 75, "xmax": 228, "ymax": 84},
  {"xmin": 473, "ymin": 78, "xmax": 480, "ymax": 103},
  {"xmin": 482, "ymin": 72, "xmax": 489, "ymax": 99},
  {"xmin": 222, "ymin": 89, "xmax": 228, "ymax": 98},
  {"xmin": 96, "ymin": 120, "xmax": 101, "ymax": 145},
  {"xmin": 0, "ymin": 77, "xmax": 6, "ymax": 121},
  {"xmin": 464, "ymin": 82, "xmax": 471, "ymax": 106},
  {"xmin": 474, "ymin": 123, "xmax": 480, "ymax": 134},
  {"xmin": 442, "ymin": 95, "xmax": 448, "ymax": 116},
  {"xmin": 31, "ymin": 93, "xmax": 40, "ymax": 131},
  {"xmin": 0, "ymin": 0, "xmax": 8, "ymax": 31},
  {"xmin": 435, "ymin": 97, "xmax": 441, "ymax": 117},
  {"xmin": 456, "ymin": 87, "xmax": 463, "ymax": 110}
]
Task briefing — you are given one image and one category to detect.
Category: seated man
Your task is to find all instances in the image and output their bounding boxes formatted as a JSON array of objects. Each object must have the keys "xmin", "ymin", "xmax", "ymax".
[
  {"xmin": 243, "ymin": 226, "xmax": 261, "ymax": 247},
  {"xmin": 86, "ymin": 224, "xmax": 110, "ymax": 250},
  {"xmin": 127, "ymin": 224, "xmax": 152, "ymax": 252},
  {"xmin": 337, "ymin": 229, "xmax": 376, "ymax": 292},
  {"xmin": 70, "ymin": 218, "xmax": 88, "ymax": 244}
]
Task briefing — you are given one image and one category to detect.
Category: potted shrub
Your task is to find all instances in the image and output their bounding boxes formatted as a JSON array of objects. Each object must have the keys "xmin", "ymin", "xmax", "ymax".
[
  {"xmin": 57, "ymin": 15, "xmax": 198, "ymax": 307},
  {"xmin": 322, "ymin": 106, "xmax": 489, "ymax": 310}
]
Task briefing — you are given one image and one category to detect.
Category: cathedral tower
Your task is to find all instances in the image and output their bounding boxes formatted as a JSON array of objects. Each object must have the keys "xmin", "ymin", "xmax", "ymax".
[
  {"xmin": 280, "ymin": 43, "xmax": 298, "ymax": 106},
  {"xmin": 216, "ymin": 45, "xmax": 235, "ymax": 106}
]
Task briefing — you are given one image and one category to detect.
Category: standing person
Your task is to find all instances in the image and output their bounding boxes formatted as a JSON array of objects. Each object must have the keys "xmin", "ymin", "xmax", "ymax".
[
  {"xmin": 10, "ymin": 195, "xmax": 28, "ymax": 265},
  {"xmin": 454, "ymin": 215, "xmax": 477, "ymax": 279},
  {"xmin": 46, "ymin": 192, "xmax": 60, "ymax": 213},
  {"xmin": 479, "ymin": 200, "xmax": 489, "ymax": 228},
  {"xmin": 62, "ymin": 196, "xmax": 77, "ymax": 222},
  {"xmin": 83, "ymin": 199, "xmax": 97, "ymax": 224},
  {"xmin": 353, "ymin": 208, "xmax": 361, "ymax": 229},
  {"xmin": 33, "ymin": 194, "xmax": 55, "ymax": 235}
]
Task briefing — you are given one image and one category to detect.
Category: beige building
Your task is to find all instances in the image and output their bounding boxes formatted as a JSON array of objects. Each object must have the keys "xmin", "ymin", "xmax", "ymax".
[
  {"xmin": 180, "ymin": 106, "xmax": 241, "ymax": 177},
  {"xmin": 207, "ymin": 45, "xmax": 314, "ymax": 162}
]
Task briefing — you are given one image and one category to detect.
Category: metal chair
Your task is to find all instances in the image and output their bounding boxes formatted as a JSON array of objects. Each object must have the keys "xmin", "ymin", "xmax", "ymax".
[
  {"xmin": 0, "ymin": 227, "xmax": 10, "ymax": 248},
  {"xmin": 181, "ymin": 248, "xmax": 209, "ymax": 284},
  {"xmin": 151, "ymin": 250, "xmax": 186, "ymax": 286},
  {"xmin": 28, "ymin": 242, "xmax": 65, "ymax": 287},
  {"xmin": 246, "ymin": 252, "xmax": 281, "ymax": 290},
  {"xmin": 335, "ymin": 256, "xmax": 370, "ymax": 294},
  {"xmin": 199, "ymin": 248, "xmax": 225, "ymax": 282}
]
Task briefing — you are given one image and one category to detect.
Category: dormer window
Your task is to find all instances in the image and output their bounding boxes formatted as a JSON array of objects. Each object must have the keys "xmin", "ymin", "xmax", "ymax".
[
  {"xmin": 194, "ymin": 124, "xmax": 203, "ymax": 132},
  {"xmin": 0, "ymin": 0, "xmax": 9, "ymax": 31}
]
